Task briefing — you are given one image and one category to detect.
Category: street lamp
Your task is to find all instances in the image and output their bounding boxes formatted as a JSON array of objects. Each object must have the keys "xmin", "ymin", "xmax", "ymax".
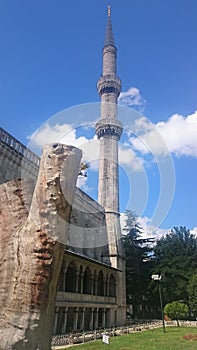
[{"xmin": 151, "ymin": 274, "xmax": 166, "ymax": 333}]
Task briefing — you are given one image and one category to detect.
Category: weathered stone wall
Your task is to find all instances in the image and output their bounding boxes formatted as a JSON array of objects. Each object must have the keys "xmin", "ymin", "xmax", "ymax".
[
  {"xmin": 69, "ymin": 188, "xmax": 110, "ymax": 264},
  {"xmin": 0, "ymin": 127, "xmax": 39, "ymax": 185},
  {"xmin": 0, "ymin": 144, "xmax": 81, "ymax": 350}
]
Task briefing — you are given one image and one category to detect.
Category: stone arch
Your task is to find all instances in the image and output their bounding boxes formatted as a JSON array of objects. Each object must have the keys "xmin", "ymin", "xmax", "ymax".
[
  {"xmin": 83, "ymin": 266, "xmax": 92, "ymax": 294},
  {"xmin": 109, "ymin": 274, "xmax": 116, "ymax": 297},
  {"xmin": 65, "ymin": 261, "xmax": 77, "ymax": 292}
]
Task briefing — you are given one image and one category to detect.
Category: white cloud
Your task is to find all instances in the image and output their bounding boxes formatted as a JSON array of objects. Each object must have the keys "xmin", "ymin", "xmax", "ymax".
[
  {"xmin": 119, "ymin": 144, "xmax": 144, "ymax": 172},
  {"xmin": 121, "ymin": 212, "xmax": 197, "ymax": 242},
  {"xmin": 77, "ymin": 175, "xmax": 93, "ymax": 193},
  {"xmin": 120, "ymin": 213, "xmax": 169, "ymax": 241},
  {"xmin": 28, "ymin": 122, "xmax": 100, "ymax": 165},
  {"xmin": 118, "ymin": 87, "xmax": 145, "ymax": 111},
  {"xmin": 137, "ymin": 217, "xmax": 170, "ymax": 240},
  {"xmin": 191, "ymin": 227, "xmax": 197, "ymax": 237},
  {"xmin": 156, "ymin": 111, "xmax": 197, "ymax": 157},
  {"xmin": 28, "ymin": 123, "xmax": 99, "ymax": 192},
  {"xmin": 28, "ymin": 123, "xmax": 87, "ymax": 151},
  {"xmin": 132, "ymin": 116, "xmax": 153, "ymax": 134},
  {"xmin": 129, "ymin": 111, "xmax": 197, "ymax": 158}
]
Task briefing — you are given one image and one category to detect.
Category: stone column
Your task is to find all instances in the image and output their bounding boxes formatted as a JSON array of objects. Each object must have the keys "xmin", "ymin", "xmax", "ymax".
[
  {"xmin": 89, "ymin": 308, "xmax": 94, "ymax": 330},
  {"xmin": 115, "ymin": 310, "xmax": 117, "ymax": 326},
  {"xmin": 94, "ymin": 308, "xmax": 99, "ymax": 329},
  {"xmin": 61, "ymin": 307, "xmax": 68, "ymax": 334},
  {"xmin": 90, "ymin": 273, "xmax": 94, "ymax": 294},
  {"xmin": 80, "ymin": 308, "xmax": 85, "ymax": 331},
  {"xmin": 53, "ymin": 307, "xmax": 59, "ymax": 335},
  {"xmin": 103, "ymin": 274, "xmax": 106, "ymax": 296},
  {"xmin": 73, "ymin": 308, "xmax": 79, "ymax": 330},
  {"xmin": 115, "ymin": 281, "xmax": 117, "ymax": 299},
  {"xmin": 75, "ymin": 268, "xmax": 79, "ymax": 293},
  {"xmin": 106, "ymin": 275, "xmax": 109, "ymax": 297},
  {"xmin": 63, "ymin": 268, "xmax": 67, "ymax": 292},
  {"xmin": 94, "ymin": 274, "xmax": 98, "ymax": 296},
  {"xmin": 80, "ymin": 270, "xmax": 84, "ymax": 294}
]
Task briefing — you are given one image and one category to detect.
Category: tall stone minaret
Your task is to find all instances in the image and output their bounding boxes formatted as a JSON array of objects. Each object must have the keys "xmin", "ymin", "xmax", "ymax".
[{"xmin": 95, "ymin": 6, "xmax": 124, "ymax": 270}]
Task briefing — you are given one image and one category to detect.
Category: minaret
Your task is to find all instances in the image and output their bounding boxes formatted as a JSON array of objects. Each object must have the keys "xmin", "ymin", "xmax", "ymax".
[{"xmin": 95, "ymin": 6, "xmax": 123, "ymax": 269}]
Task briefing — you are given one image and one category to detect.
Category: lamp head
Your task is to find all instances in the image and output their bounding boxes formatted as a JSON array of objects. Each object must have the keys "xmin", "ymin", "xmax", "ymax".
[{"xmin": 151, "ymin": 274, "xmax": 161, "ymax": 281}]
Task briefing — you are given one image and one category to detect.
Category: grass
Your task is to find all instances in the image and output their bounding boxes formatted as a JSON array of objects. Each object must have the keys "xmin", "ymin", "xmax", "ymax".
[{"xmin": 61, "ymin": 327, "xmax": 197, "ymax": 350}]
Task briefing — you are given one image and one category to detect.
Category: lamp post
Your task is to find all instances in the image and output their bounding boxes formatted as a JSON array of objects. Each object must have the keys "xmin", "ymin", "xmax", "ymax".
[{"xmin": 151, "ymin": 274, "xmax": 166, "ymax": 333}]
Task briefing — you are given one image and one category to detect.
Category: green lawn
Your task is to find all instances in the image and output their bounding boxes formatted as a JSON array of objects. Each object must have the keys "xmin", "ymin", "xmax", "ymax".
[{"xmin": 62, "ymin": 327, "xmax": 197, "ymax": 350}]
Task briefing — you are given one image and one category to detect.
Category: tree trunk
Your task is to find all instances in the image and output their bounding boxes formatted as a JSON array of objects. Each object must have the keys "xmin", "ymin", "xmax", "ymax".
[{"xmin": 0, "ymin": 144, "xmax": 81, "ymax": 350}]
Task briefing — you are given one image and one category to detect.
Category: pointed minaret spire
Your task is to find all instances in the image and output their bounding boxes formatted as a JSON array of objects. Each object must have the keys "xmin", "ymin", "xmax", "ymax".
[{"xmin": 104, "ymin": 5, "xmax": 115, "ymax": 48}]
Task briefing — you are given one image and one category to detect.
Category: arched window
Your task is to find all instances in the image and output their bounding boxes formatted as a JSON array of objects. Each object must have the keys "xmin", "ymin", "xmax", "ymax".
[
  {"xmin": 109, "ymin": 274, "xmax": 116, "ymax": 297},
  {"xmin": 83, "ymin": 267, "xmax": 92, "ymax": 294},
  {"xmin": 97, "ymin": 270, "xmax": 104, "ymax": 296},
  {"xmin": 65, "ymin": 262, "xmax": 76, "ymax": 292},
  {"xmin": 57, "ymin": 268, "xmax": 64, "ymax": 291},
  {"xmin": 93, "ymin": 270, "xmax": 97, "ymax": 295},
  {"xmin": 78, "ymin": 265, "xmax": 83, "ymax": 293}
]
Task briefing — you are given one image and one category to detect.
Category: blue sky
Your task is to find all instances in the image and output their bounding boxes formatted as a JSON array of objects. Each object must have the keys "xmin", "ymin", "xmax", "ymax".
[{"xmin": 0, "ymin": 0, "xmax": 197, "ymax": 236}]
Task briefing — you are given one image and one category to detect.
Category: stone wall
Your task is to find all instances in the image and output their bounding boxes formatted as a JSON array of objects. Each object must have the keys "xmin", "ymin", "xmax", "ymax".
[
  {"xmin": 69, "ymin": 188, "xmax": 110, "ymax": 264},
  {"xmin": 0, "ymin": 127, "xmax": 39, "ymax": 185}
]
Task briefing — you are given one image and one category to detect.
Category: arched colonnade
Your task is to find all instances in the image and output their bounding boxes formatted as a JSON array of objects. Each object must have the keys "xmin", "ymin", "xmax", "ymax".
[{"xmin": 58, "ymin": 260, "xmax": 116, "ymax": 298}]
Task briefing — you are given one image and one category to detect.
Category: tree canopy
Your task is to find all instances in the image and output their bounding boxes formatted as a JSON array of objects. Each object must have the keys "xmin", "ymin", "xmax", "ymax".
[
  {"xmin": 164, "ymin": 301, "xmax": 189, "ymax": 326},
  {"xmin": 152, "ymin": 226, "xmax": 197, "ymax": 304},
  {"xmin": 123, "ymin": 223, "xmax": 197, "ymax": 320},
  {"xmin": 122, "ymin": 210, "xmax": 154, "ymax": 318}
]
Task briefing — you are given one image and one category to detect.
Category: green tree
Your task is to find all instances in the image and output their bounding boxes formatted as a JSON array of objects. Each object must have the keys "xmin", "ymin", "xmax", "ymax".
[
  {"xmin": 152, "ymin": 227, "xmax": 197, "ymax": 305},
  {"xmin": 164, "ymin": 301, "xmax": 189, "ymax": 326},
  {"xmin": 122, "ymin": 210, "xmax": 154, "ymax": 319},
  {"xmin": 187, "ymin": 271, "xmax": 197, "ymax": 318}
]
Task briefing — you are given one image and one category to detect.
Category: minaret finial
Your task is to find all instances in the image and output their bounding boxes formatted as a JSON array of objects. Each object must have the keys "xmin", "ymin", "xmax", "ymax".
[{"xmin": 108, "ymin": 5, "xmax": 111, "ymax": 17}]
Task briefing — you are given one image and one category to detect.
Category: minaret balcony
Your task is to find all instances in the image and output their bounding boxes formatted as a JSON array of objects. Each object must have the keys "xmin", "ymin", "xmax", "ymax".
[
  {"xmin": 97, "ymin": 75, "xmax": 121, "ymax": 97},
  {"xmin": 95, "ymin": 118, "xmax": 123, "ymax": 140}
]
